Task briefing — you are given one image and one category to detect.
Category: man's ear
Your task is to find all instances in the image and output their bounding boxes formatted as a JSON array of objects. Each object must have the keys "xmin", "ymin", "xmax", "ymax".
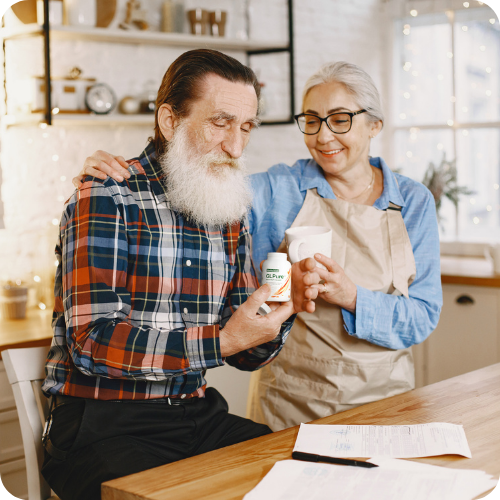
[{"xmin": 158, "ymin": 103, "xmax": 179, "ymax": 142}]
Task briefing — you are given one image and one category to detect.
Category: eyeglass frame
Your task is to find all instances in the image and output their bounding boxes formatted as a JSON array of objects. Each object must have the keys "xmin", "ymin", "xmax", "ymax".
[{"xmin": 294, "ymin": 109, "xmax": 368, "ymax": 135}]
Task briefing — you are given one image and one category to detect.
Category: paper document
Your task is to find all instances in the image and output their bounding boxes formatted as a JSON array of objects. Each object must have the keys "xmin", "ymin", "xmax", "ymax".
[
  {"xmin": 293, "ymin": 422, "xmax": 472, "ymax": 458},
  {"xmin": 243, "ymin": 458, "xmax": 498, "ymax": 500}
]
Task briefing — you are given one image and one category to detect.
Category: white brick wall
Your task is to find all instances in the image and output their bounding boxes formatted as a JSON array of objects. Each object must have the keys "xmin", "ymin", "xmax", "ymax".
[{"xmin": 0, "ymin": 0, "xmax": 390, "ymax": 286}]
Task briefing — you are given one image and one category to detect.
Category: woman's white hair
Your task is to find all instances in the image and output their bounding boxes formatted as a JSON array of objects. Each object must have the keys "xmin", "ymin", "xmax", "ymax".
[{"xmin": 302, "ymin": 61, "xmax": 384, "ymax": 126}]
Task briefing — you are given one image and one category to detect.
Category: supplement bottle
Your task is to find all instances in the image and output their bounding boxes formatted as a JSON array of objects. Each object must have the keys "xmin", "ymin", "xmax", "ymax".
[{"xmin": 261, "ymin": 252, "xmax": 291, "ymax": 302}]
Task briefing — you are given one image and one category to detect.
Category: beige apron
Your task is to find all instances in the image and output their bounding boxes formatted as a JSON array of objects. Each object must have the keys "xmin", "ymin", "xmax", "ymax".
[{"xmin": 247, "ymin": 188, "xmax": 417, "ymax": 431}]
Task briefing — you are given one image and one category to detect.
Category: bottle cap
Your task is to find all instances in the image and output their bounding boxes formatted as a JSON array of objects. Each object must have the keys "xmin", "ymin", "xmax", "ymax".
[{"xmin": 267, "ymin": 252, "xmax": 287, "ymax": 260}]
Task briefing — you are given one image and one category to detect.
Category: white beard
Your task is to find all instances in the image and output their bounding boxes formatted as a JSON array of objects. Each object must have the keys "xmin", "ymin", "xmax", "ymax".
[{"xmin": 159, "ymin": 122, "xmax": 253, "ymax": 227}]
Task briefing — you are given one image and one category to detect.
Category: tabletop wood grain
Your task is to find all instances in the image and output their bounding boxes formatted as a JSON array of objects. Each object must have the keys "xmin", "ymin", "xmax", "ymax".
[
  {"xmin": 0, "ymin": 308, "xmax": 52, "ymax": 358},
  {"xmin": 102, "ymin": 363, "xmax": 500, "ymax": 500}
]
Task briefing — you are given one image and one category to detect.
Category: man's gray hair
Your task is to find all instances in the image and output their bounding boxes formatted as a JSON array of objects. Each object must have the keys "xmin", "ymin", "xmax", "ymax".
[{"xmin": 302, "ymin": 61, "xmax": 384, "ymax": 126}]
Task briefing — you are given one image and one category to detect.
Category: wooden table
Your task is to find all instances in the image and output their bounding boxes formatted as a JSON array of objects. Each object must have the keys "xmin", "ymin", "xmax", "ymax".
[
  {"xmin": 0, "ymin": 308, "xmax": 53, "ymax": 358},
  {"xmin": 102, "ymin": 363, "xmax": 500, "ymax": 500}
]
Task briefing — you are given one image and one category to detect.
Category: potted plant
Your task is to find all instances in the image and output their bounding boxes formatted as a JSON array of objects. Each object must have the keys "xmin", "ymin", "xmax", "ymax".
[{"xmin": 421, "ymin": 154, "xmax": 473, "ymax": 232}]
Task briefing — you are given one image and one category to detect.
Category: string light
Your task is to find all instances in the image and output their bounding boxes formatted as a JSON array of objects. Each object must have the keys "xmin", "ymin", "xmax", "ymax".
[
  {"xmin": 462, "ymin": 130, "xmax": 469, "ymax": 136},
  {"xmin": 33, "ymin": 275, "xmax": 41, "ymax": 283},
  {"xmin": 486, "ymin": 67, "xmax": 492, "ymax": 73},
  {"xmin": 494, "ymin": 184, "xmax": 499, "ymax": 190},
  {"xmin": 450, "ymin": 96, "xmax": 456, "ymax": 102},
  {"xmin": 487, "ymin": 205, "xmax": 492, "ymax": 212},
  {"xmin": 403, "ymin": 24, "xmax": 411, "ymax": 35},
  {"xmin": 410, "ymin": 9, "xmax": 418, "ymax": 16},
  {"xmin": 463, "ymin": 1, "xmax": 469, "ymax": 6},
  {"xmin": 51, "ymin": 218, "xmax": 59, "ymax": 225},
  {"xmin": 406, "ymin": 151, "xmax": 413, "ymax": 158},
  {"xmin": 39, "ymin": 123, "xmax": 47, "ymax": 129},
  {"xmin": 404, "ymin": 92, "xmax": 411, "ymax": 99},
  {"xmin": 52, "ymin": 107, "xmax": 60, "ymax": 115},
  {"xmin": 60, "ymin": 175, "xmax": 66, "ymax": 181},
  {"xmin": 437, "ymin": 143, "xmax": 444, "ymax": 150},
  {"xmin": 447, "ymin": 51, "xmax": 453, "ymax": 58},
  {"xmin": 447, "ymin": 119, "xmax": 454, "ymax": 126},
  {"xmin": 52, "ymin": 154, "xmax": 59, "ymax": 161},
  {"xmin": 38, "ymin": 302, "xmax": 46, "ymax": 310},
  {"xmin": 489, "ymin": 19, "xmax": 495, "ymax": 24},
  {"xmin": 399, "ymin": 113, "xmax": 407, "ymax": 119},
  {"xmin": 480, "ymin": 45, "xmax": 486, "ymax": 51},
  {"xmin": 403, "ymin": 62, "xmax": 412, "ymax": 71},
  {"xmin": 54, "ymin": 260, "xmax": 59, "ymax": 267},
  {"xmin": 473, "ymin": 217, "xmax": 480, "ymax": 224},
  {"xmin": 462, "ymin": 26, "xmax": 468, "ymax": 31}
]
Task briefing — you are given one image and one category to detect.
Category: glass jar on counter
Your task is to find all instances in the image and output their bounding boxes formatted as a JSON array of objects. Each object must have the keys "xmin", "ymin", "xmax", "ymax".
[{"xmin": 139, "ymin": 80, "xmax": 158, "ymax": 114}]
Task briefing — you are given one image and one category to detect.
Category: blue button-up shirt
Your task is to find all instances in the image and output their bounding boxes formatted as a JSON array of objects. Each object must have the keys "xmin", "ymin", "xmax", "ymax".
[{"xmin": 249, "ymin": 157, "xmax": 442, "ymax": 350}]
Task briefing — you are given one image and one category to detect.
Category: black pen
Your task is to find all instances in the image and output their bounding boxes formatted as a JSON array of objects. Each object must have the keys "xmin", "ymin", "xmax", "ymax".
[{"xmin": 292, "ymin": 451, "xmax": 379, "ymax": 468}]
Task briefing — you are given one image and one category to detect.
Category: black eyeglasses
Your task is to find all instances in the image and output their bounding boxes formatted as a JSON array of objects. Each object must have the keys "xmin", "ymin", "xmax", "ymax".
[{"xmin": 294, "ymin": 109, "xmax": 368, "ymax": 135}]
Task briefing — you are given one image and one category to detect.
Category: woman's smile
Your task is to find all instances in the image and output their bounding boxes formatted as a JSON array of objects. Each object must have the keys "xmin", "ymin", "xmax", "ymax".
[{"xmin": 318, "ymin": 148, "xmax": 344, "ymax": 157}]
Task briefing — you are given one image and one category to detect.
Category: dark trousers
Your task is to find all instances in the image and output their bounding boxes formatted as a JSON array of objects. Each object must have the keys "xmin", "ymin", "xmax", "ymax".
[{"xmin": 41, "ymin": 388, "xmax": 271, "ymax": 500}]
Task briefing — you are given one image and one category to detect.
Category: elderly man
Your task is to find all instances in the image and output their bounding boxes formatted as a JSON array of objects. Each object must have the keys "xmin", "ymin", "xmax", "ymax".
[{"xmin": 41, "ymin": 49, "xmax": 320, "ymax": 500}]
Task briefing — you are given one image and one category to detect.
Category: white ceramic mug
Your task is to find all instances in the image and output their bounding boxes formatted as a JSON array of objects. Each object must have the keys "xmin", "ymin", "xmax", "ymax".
[
  {"xmin": 485, "ymin": 244, "xmax": 500, "ymax": 275},
  {"xmin": 285, "ymin": 226, "xmax": 332, "ymax": 268}
]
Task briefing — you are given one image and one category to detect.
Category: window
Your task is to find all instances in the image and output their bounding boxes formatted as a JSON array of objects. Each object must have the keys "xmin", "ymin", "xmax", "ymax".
[{"xmin": 392, "ymin": 3, "xmax": 500, "ymax": 241}]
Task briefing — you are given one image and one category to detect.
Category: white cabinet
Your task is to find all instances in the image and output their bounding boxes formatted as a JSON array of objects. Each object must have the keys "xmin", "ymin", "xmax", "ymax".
[
  {"xmin": 0, "ymin": 360, "xmax": 28, "ymax": 499},
  {"xmin": 413, "ymin": 284, "xmax": 500, "ymax": 387}
]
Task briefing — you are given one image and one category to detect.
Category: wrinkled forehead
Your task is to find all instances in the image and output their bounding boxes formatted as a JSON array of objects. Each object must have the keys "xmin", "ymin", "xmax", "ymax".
[
  {"xmin": 215, "ymin": 90, "xmax": 257, "ymax": 117},
  {"xmin": 199, "ymin": 75, "xmax": 258, "ymax": 121}
]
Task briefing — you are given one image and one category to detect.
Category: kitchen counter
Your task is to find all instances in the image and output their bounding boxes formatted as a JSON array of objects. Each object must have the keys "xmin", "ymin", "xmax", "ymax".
[
  {"xmin": 440, "ymin": 255, "xmax": 500, "ymax": 287},
  {"xmin": 0, "ymin": 308, "xmax": 53, "ymax": 358}
]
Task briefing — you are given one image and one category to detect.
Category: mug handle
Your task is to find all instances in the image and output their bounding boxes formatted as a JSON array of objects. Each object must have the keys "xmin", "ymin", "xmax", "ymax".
[{"xmin": 288, "ymin": 238, "xmax": 305, "ymax": 264}]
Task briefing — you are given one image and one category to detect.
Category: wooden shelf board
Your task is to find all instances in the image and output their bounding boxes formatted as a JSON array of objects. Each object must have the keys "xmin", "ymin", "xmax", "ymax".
[
  {"xmin": 0, "ymin": 24, "xmax": 288, "ymax": 51},
  {"xmin": 2, "ymin": 113, "xmax": 155, "ymax": 127}
]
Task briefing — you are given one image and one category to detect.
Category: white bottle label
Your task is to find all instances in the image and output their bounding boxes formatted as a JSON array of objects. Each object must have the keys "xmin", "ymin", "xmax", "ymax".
[{"xmin": 263, "ymin": 266, "xmax": 291, "ymax": 301}]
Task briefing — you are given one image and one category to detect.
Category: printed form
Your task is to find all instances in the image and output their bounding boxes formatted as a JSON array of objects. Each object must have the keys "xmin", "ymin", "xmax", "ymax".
[
  {"xmin": 243, "ymin": 458, "xmax": 498, "ymax": 500},
  {"xmin": 293, "ymin": 422, "xmax": 472, "ymax": 458}
]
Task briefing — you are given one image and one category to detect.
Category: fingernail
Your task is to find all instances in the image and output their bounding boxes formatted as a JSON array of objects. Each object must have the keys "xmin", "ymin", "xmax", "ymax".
[{"xmin": 116, "ymin": 176, "xmax": 124, "ymax": 182}]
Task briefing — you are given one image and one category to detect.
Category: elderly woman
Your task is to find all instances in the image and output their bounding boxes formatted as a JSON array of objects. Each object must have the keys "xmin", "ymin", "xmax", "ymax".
[{"xmin": 74, "ymin": 61, "xmax": 442, "ymax": 431}]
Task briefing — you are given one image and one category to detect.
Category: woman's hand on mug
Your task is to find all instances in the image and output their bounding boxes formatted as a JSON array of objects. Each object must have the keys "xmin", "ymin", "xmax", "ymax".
[
  {"xmin": 291, "ymin": 257, "xmax": 321, "ymax": 314},
  {"xmin": 72, "ymin": 150, "xmax": 130, "ymax": 188},
  {"xmin": 312, "ymin": 253, "xmax": 357, "ymax": 313}
]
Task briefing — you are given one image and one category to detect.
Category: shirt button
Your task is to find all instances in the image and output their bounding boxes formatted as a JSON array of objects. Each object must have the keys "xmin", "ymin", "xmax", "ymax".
[
  {"xmin": 183, "ymin": 308, "xmax": 188, "ymax": 314},
  {"xmin": 181, "ymin": 394, "xmax": 186, "ymax": 399},
  {"xmin": 186, "ymin": 260, "xmax": 191, "ymax": 266}
]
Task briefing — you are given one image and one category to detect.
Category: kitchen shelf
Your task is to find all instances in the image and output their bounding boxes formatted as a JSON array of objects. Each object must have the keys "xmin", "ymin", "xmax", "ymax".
[
  {"xmin": 0, "ymin": 24, "xmax": 288, "ymax": 51},
  {"xmin": 1, "ymin": 112, "xmax": 290, "ymax": 128},
  {"xmin": 1, "ymin": 0, "xmax": 295, "ymax": 126},
  {"xmin": 1, "ymin": 113, "xmax": 155, "ymax": 127}
]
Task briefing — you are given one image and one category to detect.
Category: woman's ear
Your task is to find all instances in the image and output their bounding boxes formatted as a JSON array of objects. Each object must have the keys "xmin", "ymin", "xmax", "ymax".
[
  {"xmin": 370, "ymin": 120, "xmax": 383, "ymax": 139},
  {"xmin": 157, "ymin": 104, "xmax": 179, "ymax": 142}
]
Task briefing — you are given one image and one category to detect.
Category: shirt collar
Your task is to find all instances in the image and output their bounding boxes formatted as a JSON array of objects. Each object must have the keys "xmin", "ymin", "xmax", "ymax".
[
  {"xmin": 299, "ymin": 157, "xmax": 405, "ymax": 209},
  {"xmin": 370, "ymin": 157, "xmax": 406, "ymax": 209},
  {"xmin": 136, "ymin": 142, "xmax": 169, "ymax": 204}
]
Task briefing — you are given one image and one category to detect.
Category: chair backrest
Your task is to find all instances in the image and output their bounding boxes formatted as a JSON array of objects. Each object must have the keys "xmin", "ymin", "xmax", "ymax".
[{"xmin": 3, "ymin": 346, "xmax": 52, "ymax": 500}]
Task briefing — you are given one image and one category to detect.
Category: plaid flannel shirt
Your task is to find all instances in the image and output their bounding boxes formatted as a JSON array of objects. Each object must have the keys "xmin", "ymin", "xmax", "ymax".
[{"xmin": 42, "ymin": 143, "xmax": 293, "ymax": 400}]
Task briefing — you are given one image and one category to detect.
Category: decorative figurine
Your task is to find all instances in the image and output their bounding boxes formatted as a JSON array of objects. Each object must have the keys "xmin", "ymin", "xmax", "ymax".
[{"xmin": 119, "ymin": 0, "xmax": 148, "ymax": 30}]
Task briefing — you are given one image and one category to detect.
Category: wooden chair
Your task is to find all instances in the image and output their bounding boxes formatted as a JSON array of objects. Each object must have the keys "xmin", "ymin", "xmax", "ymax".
[{"xmin": 3, "ymin": 346, "xmax": 58, "ymax": 500}]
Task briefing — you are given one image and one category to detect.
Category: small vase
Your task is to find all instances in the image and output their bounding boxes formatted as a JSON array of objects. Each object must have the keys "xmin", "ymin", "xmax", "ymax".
[{"xmin": 64, "ymin": 0, "xmax": 96, "ymax": 27}]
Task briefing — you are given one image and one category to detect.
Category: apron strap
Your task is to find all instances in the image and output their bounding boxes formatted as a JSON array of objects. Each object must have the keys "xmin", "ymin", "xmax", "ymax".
[{"xmin": 386, "ymin": 202, "xmax": 411, "ymax": 298}]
